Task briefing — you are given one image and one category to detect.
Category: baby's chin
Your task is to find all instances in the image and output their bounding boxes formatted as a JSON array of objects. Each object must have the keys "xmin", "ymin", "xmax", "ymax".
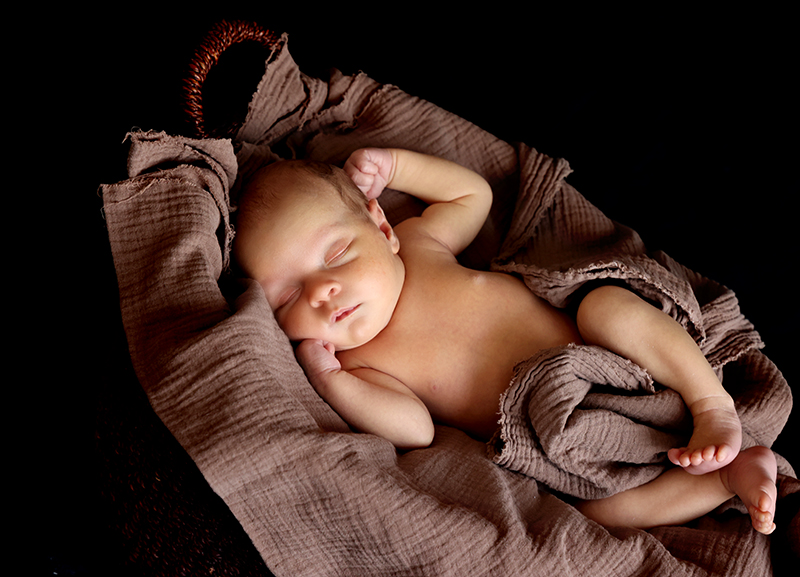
[
  {"xmin": 332, "ymin": 334, "xmax": 377, "ymax": 352},
  {"xmin": 332, "ymin": 320, "xmax": 391, "ymax": 352}
]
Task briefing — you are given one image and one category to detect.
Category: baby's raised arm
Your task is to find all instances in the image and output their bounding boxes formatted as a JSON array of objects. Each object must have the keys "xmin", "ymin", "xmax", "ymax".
[{"xmin": 345, "ymin": 148, "xmax": 492, "ymax": 255}]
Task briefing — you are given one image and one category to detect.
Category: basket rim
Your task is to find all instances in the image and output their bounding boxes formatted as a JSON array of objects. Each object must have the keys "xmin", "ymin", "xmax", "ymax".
[{"xmin": 182, "ymin": 20, "xmax": 282, "ymax": 139}]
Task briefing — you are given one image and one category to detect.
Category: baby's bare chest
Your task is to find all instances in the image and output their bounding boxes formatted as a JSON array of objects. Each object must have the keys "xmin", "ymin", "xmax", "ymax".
[
  {"xmin": 347, "ymin": 263, "xmax": 582, "ymax": 435},
  {"xmin": 399, "ymin": 265, "xmax": 578, "ymax": 372}
]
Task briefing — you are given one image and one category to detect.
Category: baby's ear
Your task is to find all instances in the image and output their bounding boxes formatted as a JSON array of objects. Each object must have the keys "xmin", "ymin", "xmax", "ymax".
[{"xmin": 367, "ymin": 199, "xmax": 400, "ymax": 253}]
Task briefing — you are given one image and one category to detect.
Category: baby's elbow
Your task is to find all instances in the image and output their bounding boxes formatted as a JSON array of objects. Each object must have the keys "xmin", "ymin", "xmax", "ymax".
[
  {"xmin": 474, "ymin": 177, "xmax": 493, "ymax": 219},
  {"xmin": 396, "ymin": 417, "xmax": 435, "ymax": 450},
  {"xmin": 400, "ymin": 434, "xmax": 434, "ymax": 451},
  {"xmin": 417, "ymin": 421, "xmax": 436, "ymax": 448}
]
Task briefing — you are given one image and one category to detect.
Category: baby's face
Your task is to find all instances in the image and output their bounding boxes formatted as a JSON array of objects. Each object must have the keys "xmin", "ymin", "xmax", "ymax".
[{"xmin": 236, "ymin": 179, "xmax": 404, "ymax": 351}]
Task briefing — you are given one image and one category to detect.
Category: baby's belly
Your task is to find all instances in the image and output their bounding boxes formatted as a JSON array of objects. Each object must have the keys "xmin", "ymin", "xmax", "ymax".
[
  {"xmin": 414, "ymin": 351, "xmax": 523, "ymax": 440},
  {"xmin": 382, "ymin": 270, "xmax": 583, "ymax": 440}
]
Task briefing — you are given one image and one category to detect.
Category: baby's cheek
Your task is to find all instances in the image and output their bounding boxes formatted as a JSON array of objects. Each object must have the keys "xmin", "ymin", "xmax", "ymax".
[{"xmin": 275, "ymin": 310, "xmax": 300, "ymax": 340}]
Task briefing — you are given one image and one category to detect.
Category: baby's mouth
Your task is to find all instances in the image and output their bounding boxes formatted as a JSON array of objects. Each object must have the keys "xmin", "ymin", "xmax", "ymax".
[{"xmin": 333, "ymin": 305, "xmax": 359, "ymax": 323}]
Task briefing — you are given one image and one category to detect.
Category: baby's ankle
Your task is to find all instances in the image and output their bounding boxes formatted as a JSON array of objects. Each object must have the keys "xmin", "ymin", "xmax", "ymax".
[{"xmin": 688, "ymin": 393, "xmax": 736, "ymax": 417}]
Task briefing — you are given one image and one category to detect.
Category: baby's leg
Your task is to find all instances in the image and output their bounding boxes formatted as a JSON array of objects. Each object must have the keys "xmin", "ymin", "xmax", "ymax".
[
  {"xmin": 576, "ymin": 285, "xmax": 741, "ymax": 474},
  {"xmin": 577, "ymin": 446, "xmax": 777, "ymax": 534}
]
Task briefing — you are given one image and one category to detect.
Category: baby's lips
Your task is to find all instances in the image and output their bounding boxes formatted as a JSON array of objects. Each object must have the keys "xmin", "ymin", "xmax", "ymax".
[{"xmin": 332, "ymin": 305, "xmax": 359, "ymax": 324}]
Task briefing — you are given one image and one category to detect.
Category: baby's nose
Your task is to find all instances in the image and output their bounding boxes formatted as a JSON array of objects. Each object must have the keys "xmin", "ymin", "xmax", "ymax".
[{"xmin": 310, "ymin": 279, "xmax": 340, "ymax": 306}]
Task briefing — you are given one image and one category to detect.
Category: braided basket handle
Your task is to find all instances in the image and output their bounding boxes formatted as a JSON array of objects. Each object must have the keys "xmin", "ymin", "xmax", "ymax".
[{"xmin": 183, "ymin": 20, "xmax": 281, "ymax": 139}]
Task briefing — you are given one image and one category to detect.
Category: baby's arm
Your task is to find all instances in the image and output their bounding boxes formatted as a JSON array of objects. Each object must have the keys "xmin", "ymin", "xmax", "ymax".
[
  {"xmin": 345, "ymin": 148, "xmax": 492, "ymax": 255},
  {"xmin": 296, "ymin": 339, "xmax": 435, "ymax": 449}
]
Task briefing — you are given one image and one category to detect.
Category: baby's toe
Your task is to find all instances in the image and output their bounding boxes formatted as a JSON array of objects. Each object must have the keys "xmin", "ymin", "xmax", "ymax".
[
  {"xmin": 749, "ymin": 506, "xmax": 775, "ymax": 534},
  {"xmin": 689, "ymin": 449, "xmax": 707, "ymax": 467},
  {"xmin": 668, "ymin": 448, "xmax": 685, "ymax": 466},
  {"xmin": 700, "ymin": 445, "xmax": 717, "ymax": 461},
  {"xmin": 756, "ymin": 519, "xmax": 776, "ymax": 535}
]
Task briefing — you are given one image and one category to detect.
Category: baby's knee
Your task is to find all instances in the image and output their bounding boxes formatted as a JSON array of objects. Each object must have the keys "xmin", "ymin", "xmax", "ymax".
[{"xmin": 576, "ymin": 285, "xmax": 635, "ymax": 340}]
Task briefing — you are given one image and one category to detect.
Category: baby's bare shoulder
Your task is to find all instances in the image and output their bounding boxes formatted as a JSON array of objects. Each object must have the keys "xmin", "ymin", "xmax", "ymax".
[{"xmin": 396, "ymin": 220, "xmax": 458, "ymax": 265}]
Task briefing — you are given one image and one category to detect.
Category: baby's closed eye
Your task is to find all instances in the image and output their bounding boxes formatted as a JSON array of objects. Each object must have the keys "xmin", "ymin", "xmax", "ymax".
[
  {"xmin": 274, "ymin": 287, "xmax": 299, "ymax": 311},
  {"xmin": 325, "ymin": 241, "xmax": 351, "ymax": 265}
]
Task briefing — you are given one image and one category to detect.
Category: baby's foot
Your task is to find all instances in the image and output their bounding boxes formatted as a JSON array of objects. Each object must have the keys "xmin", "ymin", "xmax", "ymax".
[
  {"xmin": 719, "ymin": 446, "xmax": 778, "ymax": 534},
  {"xmin": 668, "ymin": 395, "xmax": 742, "ymax": 475}
]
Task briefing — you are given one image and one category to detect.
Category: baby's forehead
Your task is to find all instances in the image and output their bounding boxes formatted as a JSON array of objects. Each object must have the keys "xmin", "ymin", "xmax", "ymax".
[
  {"xmin": 255, "ymin": 186, "xmax": 356, "ymax": 241},
  {"xmin": 236, "ymin": 161, "xmax": 368, "ymax": 258},
  {"xmin": 237, "ymin": 172, "xmax": 335, "ymax": 256},
  {"xmin": 248, "ymin": 204, "xmax": 360, "ymax": 281}
]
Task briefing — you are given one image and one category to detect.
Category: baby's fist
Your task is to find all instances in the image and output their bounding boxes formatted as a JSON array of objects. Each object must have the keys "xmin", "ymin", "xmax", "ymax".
[
  {"xmin": 296, "ymin": 339, "xmax": 341, "ymax": 381},
  {"xmin": 343, "ymin": 148, "xmax": 394, "ymax": 199}
]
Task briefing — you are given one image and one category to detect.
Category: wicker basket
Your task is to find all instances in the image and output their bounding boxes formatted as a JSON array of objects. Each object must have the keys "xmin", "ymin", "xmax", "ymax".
[{"xmin": 183, "ymin": 20, "xmax": 281, "ymax": 139}]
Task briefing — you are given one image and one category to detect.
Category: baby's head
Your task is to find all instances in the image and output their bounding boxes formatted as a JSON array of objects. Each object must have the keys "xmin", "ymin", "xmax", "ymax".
[{"xmin": 234, "ymin": 160, "xmax": 405, "ymax": 351}]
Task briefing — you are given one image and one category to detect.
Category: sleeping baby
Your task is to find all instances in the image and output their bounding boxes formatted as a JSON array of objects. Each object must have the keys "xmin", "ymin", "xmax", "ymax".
[{"xmin": 233, "ymin": 147, "xmax": 778, "ymax": 534}]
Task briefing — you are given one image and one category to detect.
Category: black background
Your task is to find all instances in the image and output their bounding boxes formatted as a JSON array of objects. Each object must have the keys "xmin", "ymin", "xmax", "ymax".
[{"xmin": 42, "ymin": 7, "xmax": 796, "ymax": 574}]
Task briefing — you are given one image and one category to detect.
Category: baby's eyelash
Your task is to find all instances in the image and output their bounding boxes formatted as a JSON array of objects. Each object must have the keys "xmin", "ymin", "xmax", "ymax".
[
  {"xmin": 327, "ymin": 244, "xmax": 350, "ymax": 264},
  {"xmin": 275, "ymin": 288, "xmax": 299, "ymax": 311}
]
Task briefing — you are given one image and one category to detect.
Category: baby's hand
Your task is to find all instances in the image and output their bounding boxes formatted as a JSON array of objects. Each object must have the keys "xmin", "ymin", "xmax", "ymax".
[
  {"xmin": 295, "ymin": 339, "xmax": 341, "ymax": 386},
  {"xmin": 343, "ymin": 148, "xmax": 394, "ymax": 199}
]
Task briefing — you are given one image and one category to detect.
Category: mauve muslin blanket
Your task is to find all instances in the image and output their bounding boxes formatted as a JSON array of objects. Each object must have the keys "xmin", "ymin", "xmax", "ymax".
[
  {"xmin": 102, "ymin": 35, "xmax": 798, "ymax": 576},
  {"xmin": 488, "ymin": 149, "xmax": 795, "ymax": 500}
]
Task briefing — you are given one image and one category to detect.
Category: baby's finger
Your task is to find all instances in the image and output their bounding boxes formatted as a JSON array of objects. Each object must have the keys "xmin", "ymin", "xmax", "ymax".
[
  {"xmin": 345, "ymin": 149, "xmax": 376, "ymax": 173},
  {"xmin": 346, "ymin": 170, "xmax": 374, "ymax": 193},
  {"xmin": 356, "ymin": 160, "xmax": 379, "ymax": 175}
]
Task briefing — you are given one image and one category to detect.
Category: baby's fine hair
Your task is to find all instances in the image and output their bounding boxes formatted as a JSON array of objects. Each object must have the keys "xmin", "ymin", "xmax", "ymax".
[{"xmin": 238, "ymin": 159, "xmax": 370, "ymax": 227}]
